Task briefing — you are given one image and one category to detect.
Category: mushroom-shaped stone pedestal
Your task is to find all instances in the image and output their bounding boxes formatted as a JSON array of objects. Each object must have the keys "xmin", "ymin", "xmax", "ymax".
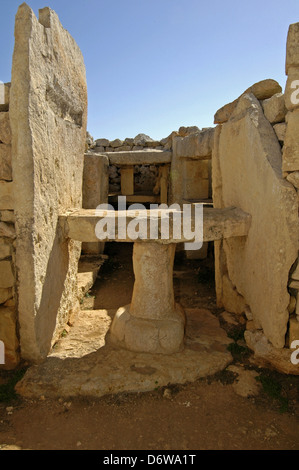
[{"xmin": 110, "ymin": 242, "xmax": 186, "ymax": 354}]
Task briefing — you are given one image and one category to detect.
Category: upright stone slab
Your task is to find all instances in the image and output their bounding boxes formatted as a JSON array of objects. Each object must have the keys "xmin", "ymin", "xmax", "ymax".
[
  {"xmin": 110, "ymin": 242, "xmax": 186, "ymax": 354},
  {"xmin": 10, "ymin": 4, "xmax": 88, "ymax": 362},
  {"xmin": 82, "ymin": 154, "xmax": 109, "ymax": 255},
  {"xmin": 212, "ymin": 94, "xmax": 298, "ymax": 348}
]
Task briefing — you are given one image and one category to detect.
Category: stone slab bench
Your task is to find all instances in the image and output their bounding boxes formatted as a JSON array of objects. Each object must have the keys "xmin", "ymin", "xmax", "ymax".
[
  {"xmin": 60, "ymin": 206, "xmax": 251, "ymax": 244},
  {"xmin": 59, "ymin": 206, "xmax": 251, "ymax": 355}
]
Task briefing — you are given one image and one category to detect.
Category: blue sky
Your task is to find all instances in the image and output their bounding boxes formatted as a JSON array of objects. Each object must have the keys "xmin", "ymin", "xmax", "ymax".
[{"xmin": 0, "ymin": 0, "xmax": 298, "ymax": 140}]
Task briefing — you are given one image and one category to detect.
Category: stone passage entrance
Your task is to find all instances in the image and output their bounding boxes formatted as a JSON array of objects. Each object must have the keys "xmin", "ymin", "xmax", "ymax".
[
  {"xmin": 2, "ymin": 4, "xmax": 299, "ymax": 387},
  {"xmin": 16, "ymin": 204, "xmax": 252, "ymax": 398},
  {"xmin": 59, "ymin": 206, "xmax": 250, "ymax": 356},
  {"xmin": 15, "ymin": 242, "xmax": 236, "ymax": 399}
]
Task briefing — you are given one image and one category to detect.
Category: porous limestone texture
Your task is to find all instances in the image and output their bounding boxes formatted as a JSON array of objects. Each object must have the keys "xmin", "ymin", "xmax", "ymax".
[
  {"xmin": 0, "ymin": 307, "xmax": 19, "ymax": 370},
  {"xmin": 212, "ymin": 93, "xmax": 298, "ymax": 348},
  {"xmin": 170, "ymin": 129, "xmax": 214, "ymax": 206},
  {"xmin": 0, "ymin": 83, "xmax": 10, "ymax": 112},
  {"xmin": 82, "ymin": 154, "xmax": 109, "ymax": 255},
  {"xmin": 227, "ymin": 365, "xmax": 261, "ymax": 398},
  {"xmin": 10, "ymin": 4, "xmax": 87, "ymax": 362},
  {"xmin": 286, "ymin": 22, "xmax": 299, "ymax": 74},
  {"xmin": 110, "ymin": 243, "xmax": 186, "ymax": 354},
  {"xmin": 245, "ymin": 329, "xmax": 299, "ymax": 375},
  {"xmin": 15, "ymin": 308, "xmax": 233, "ymax": 398},
  {"xmin": 282, "ymin": 110, "xmax": 299, "ymax": 172},
  {"xmin": 0, "ymin": 82, "xmax": 18, "ymax": 369},
  {"xmin": 60, "ymin": 206, "xmax": 251, "ymax": 244},
  {"xmin": 262, "ymin": 93, "xmax": 287, "ymax": 124},
  {"xmin": 214, "ymin": 79, "xmax": 282, "ymax": 124}
]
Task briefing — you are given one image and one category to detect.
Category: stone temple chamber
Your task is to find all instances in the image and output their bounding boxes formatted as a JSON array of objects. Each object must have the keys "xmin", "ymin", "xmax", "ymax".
[{"xmin": 0, "ymin": 3, "xmax": 299, "ymax": 401}]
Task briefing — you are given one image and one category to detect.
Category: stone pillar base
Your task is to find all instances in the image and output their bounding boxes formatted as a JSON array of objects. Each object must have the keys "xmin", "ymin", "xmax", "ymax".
[{"xmin": 110, "ymin": 303, "xmax": 186, "ymax": 354}]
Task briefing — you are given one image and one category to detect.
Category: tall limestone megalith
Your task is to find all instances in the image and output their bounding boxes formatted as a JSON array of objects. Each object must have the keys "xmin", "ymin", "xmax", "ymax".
[
  {"xmin": 10, "ymin": 4, "xmax": 88, "ymax": 362},
  {"xmin": 212, "ymin": 94, "xmax": 298, "ymax": 348}
]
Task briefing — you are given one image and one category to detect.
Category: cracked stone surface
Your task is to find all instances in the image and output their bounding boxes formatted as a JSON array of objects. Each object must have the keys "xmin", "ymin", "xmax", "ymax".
[{"xmin": 15, "ymin": 308, "xmax": 233, "ymax": 399}]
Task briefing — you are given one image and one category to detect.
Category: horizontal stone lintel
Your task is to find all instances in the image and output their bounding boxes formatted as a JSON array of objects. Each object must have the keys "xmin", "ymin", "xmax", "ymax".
[
  {"xmin": 89, "ymin": 150, "xmax": 172, "ymax": 166},
  {"xmin": 59, "ymin": 206, "xmax": 251, "ymax": 243}
]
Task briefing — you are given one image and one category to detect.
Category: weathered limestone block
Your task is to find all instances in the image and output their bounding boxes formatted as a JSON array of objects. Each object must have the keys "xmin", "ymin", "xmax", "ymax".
[
  {"xmin": 289, "ymin": 316, "xmax": 299, "ymax": 346},
  {"xmin": 94, "ymin": 145, "xmax": 105, "ymax": 153},
  {"xmin": 120, "ymin": 166, "xmax": 134, "ymax": 195},
  {"xmin": 0, "ymin": 288, "xmax": 13, "ymax": 304},
  {"xmin": 134, "ymin": 134, "xmax": 154, "ymax": 146},
  {"xmin": 110, "ymin": 139, "xmax": 123, "ymax": 148},
  {"xmin": 262, "ymin": 93, "xmax": 287, "ymax": 124},
  {"xmin": 132, "ymin": 146, "xmax": 144, "ymax": 151},
  {"xmin": 213, "ymin": 93, "xmax": 298, "ymax": 348},
  {"xmin": 174, "ymin": 128, "xmax": 215, "ymax": 159},
  {"xmin": 221, "ymin": 273, "xmax": 247, "ymax": 315},
  {"xmin": 214, "ymin": 79, "xmax": 282, "ymax": 124},
  {"xmin": 110, "ymin": 242, "xmax": 186, "ymax": 354},
  {"xmin": 290, "ymin": 258, "xmax": 299, "ymax": 279},
  {"xmin": 211, "ymin": 125, "xmax": 223, "ymax": 208},
  {"xmin": 82, "ymin": 154, "xmax": 109, "ymax": 255},
  {"xmin": 286, "ymin": 22, "xmax": 299, "ymax": 74},
  {"xmin": 245, "ymin": 329, "xmax": 299, "ymax": 375},
  {"xmin": 161, "ymin": 131, "xmax": 178, "ymax": 150},
  {"xmin": 169, "ymin": 128, "xmax": 215, "ymax": 205},
  {"xmin": 185, "ymin": 159, "xmax": 209, "ymax": 179},
  {"xmin": 130, "ymin": 243, "xmax": 176, "ymax": 320},
  {"xmin": 10, "ymin": 4, "xmax": 87, "ymax": 362},
  {"xmin": 108, "ymin": 150, "xmax": 172, "ymax": 166},
  {"xmin": 288, "ymin": 295, "xmax": 296, "ymax": 313},
  {"xmin": 0, "ymin": 144, "xmax": 12, "ymax": 181},
  {"xmin": 289, "ymin": 279, "xmax": 299, "ymax": 290},
  {"xmin": 0, "ymin": 306, "xmax": 19, "ymax": 369},
  {"xmin": 0, "ymin": 239, "xmax": 12, "ymax": 259},
  {"xmin": 0, "ymin": 260, "xmax": 14, "ymax": 288},
  {"xmin": 286, "ymin": 171, "xmax": 299, "ymax": 189},
  {"xmin": 115, "ymin": 145, "xmax": 132, "ymax": 152},
  {"xmin": 183, "ymin": 159, "xmax": 210, "ymax": 200},
  {"xmin": 4, "ymin": 298, "xmax": 15, "ymax": 308},
  {"xmin": 82, "ymin": 154, "xmax": 109, "ymax": 209},
  {"xmin": 0, "ymin": 113, "xmax": 11, "ymax": 144},
  {"xmin": 124, "ymin": 138, "xmax": 134, "ymax": 146},
  {"xmin": 273, "ymin": 122, "xmax": 287, "ymax": 143},
  {"xmin": 61, "ymin": 206, "xmax": 251, "ymax": 244},
  {"xmin": 145, "ymin": 140, "xmax": 161, "ymax": 148},
  {"xmin": 284, "ymin": 67, "xmax": 299, "ymax": 111},
  {"xmin": 95, "ymin": 138, "xmax": 109, "ymax": 147},
  {"xmin": 178, "ymin": 126, "xmax": 200, "ymax": 137},
  {"xmin": 0, "ymin": 222, "xmax": 15, "ymax": 238},
  {"xmin": 0, "ymin": 83, "xmax": 10, "ymax": 112},
  {"xmin": 282, "ymin": 109, "xmax": 299, "ymax": 172},
  {"xmin": 0, "ymin": 182, "xmax": 14, "ymax": 210},
  {"xmin": 0, "ymin": 210, "xmax": 15, "ymax": 223}
]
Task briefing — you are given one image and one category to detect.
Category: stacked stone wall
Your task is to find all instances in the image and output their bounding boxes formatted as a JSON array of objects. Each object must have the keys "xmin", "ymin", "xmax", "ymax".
[
  {"xmin": 282, "ymin": 23, "xmax": 299, "ymax": 346},
  {"xmin": 0, "ymin": 82, "xmax": 19, "ymax": 369}
]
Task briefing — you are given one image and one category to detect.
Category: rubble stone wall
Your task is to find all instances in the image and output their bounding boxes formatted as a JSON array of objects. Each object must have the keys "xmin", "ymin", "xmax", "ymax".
[
  {"xmin": 87, "ymin": 128, "xmax": 210, "ymax": 196},
  {"xmin": 0, "ymin": 82, "xmax": 19, "ymax": 369},
  {"xmin": 283, "ymin": 23, "xmax": 299, "ymax": 346},
  {"xmin": 213, "ymin": 71, "xmax": 299, "ymax": 351}
]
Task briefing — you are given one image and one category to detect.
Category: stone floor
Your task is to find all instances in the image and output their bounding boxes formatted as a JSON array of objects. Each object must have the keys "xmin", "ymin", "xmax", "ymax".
[
  {"xmin": 16, "ymin": 307, "xmax": 233, "ymax": 398},
  {"xmin": 15, "ymin": 243, "xmax": 237, "ymax": 398}
]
